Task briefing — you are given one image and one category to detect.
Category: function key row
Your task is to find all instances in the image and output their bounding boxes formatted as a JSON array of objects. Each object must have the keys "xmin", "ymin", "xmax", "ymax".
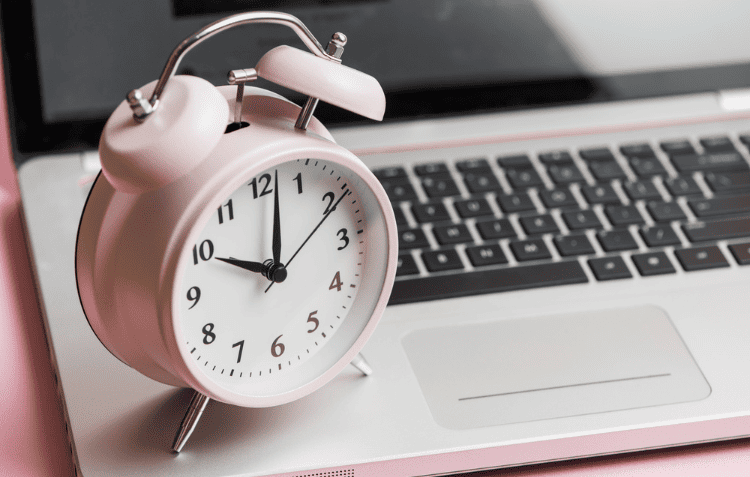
[{"xmin": 373, "ymin": 135, "xmax": 750, "ymax": 202}]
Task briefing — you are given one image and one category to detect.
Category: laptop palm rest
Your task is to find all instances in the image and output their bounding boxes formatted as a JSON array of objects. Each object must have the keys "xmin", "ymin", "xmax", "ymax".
[{"xmin": 402, "ymin": 305, "xmax": 710, "ymax": 430}]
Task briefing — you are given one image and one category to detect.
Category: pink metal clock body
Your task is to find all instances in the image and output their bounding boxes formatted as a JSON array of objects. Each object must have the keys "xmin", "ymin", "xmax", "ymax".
[{"xmin": 76, "ymin": 70, "xmax": 396, "ymax": 407}]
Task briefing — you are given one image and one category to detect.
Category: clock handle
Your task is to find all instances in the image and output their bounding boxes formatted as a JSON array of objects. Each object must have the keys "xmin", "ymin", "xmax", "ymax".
[
  {"xmin": 172, "ymin": 391, "xmax": 211, "ymax": 453},
  {"xmin": 128, "ymin": 11, "xmax": 340, "ymax": 122}
]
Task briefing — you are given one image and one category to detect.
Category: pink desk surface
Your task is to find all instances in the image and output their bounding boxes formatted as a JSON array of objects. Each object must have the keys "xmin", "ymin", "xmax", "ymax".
[{"xmin": 1, "ymin": 64, "xmax": 750, "ymax": 477}]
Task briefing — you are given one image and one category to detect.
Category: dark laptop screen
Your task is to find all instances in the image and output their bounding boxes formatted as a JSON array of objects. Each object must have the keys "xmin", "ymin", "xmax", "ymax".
[
  {"xmin": 3, "ymin": 1, "xmax": 750, "ymax": 165},
  {"xmin": 0, "ymin": 1, "xmax": 596, "ymax": 163}
]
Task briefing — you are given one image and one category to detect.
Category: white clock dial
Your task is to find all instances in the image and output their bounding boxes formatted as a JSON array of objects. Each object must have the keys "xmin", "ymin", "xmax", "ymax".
[{"xmin": 178, "ymin": 158, "xmax": 374, "ymax": 396}]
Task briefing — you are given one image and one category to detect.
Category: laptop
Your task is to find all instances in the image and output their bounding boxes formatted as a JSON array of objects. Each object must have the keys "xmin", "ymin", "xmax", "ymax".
[{"xmin": 5, "ymin": 1, "xmax": 750, "ymax": 475}]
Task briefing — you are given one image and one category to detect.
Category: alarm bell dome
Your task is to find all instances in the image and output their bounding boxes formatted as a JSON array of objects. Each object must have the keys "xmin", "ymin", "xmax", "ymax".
[
  {"xmin": 256, "ymin": 45, "xmax": 386, "ymax": 121},
  {"xmin": 99, "ymin": 75, "xmax": 228, "ymax": 194}
]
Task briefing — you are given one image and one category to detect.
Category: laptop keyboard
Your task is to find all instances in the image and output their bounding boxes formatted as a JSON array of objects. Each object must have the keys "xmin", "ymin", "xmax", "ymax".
[{"xmin": 376, "ymin": 134, "xmax": 750, "ymax": 305}]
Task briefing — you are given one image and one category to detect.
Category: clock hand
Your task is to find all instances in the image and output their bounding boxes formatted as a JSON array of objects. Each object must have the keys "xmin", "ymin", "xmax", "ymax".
[
  {"xmin": 265, "ymin": 188, "xmax": 350, "ymax": 293},
  {"xmin": 215, "ymin": 257, "xmax": 288, "ymax": 283},
  {"xmin": 215, "ymin": 257, "xmax": 264, "ymax": 273},
  {"xmin": 272, "ymin": 169, "xmax": 282, "ymax": 265}
]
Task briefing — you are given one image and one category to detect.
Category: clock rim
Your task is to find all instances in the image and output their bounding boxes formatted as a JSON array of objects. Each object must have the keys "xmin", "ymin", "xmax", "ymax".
[{"xmin": 160, "ymin": 138, "xmax": 398, "ymax": 407}]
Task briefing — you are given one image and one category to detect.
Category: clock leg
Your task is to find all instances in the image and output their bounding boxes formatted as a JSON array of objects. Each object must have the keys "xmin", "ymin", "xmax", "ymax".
[
  {"xmin": 349, "ymin": 352, "xmax": 373, "ymax": 376},
  {"xmin": 172, "ymin": 390, "xmax": 210, "ymax": 453}
]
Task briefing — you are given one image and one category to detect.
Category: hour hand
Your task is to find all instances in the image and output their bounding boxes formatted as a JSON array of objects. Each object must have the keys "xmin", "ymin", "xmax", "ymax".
[
  {"xmin": 215, "ymin": 257, "xmax": 264, "ymax": 274},
  {"xmin": 216, "ymin": 257, "xmax": 287, "ymax": 283}
]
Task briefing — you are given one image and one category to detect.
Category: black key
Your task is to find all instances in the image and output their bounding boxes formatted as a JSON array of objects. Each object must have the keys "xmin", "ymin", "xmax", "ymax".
[
  {"xmin": 412, "ymin": 202, "xmax": 451, "ymax": 223},
  {"xmin": 588, "ymin": 256, "xmax": 632, "ymax": 281},
  {"xmin": 688, "ymin": 195, "xmax": 750, "ymax": 218},
  {"xmin": 740, "ymin": 135, "xmax": 750, "ymax": 147},
  {"xmin": 582, "ymin": 184, "xmax": 621, "ymax": 205},
  {"xmin": 399, "ymin": 228, "xmax": 430, "ymax": 249},
  {"xmin": 674, "ymin": 246, "xmax": 729, "ymax": 271},
  {"xmin": 414, "ymin": 162, "xmax": 449, "ymax": 176},
  {"xmin": 620, "ymin": 143, "xmax": 656, "ymax": 157},
  {"xmin": 393, "ymin": 206, "xmax": 408, "ymax": 225},
  {"xmin": 505, "ymin": 168, "xmax": 544, "ymax": 188},
  {"xmin": 498, "ymin": 154, "xmax": 532, "ymax": 168},
  {"xmin": 454, "ymin": 198, "xmax": 493, "ymax": 218},
  {"xmin": 456, "ymin": 158, "xmax": 491, "ymax": 172},
  {"xmin": 647, "ymin": 201, "xmax": 686, "ymax": 222},
  {"xmin": 396, "ymin": 253, "xmax": 419, "ymax": 276},
  {"xmin": 704, "ymin": 171, "xmax": 750, "ymax": 193},
  {"xmin": 623, "ymin": 180, "xmax": 662, "ymax": 201},
  {"xmin": 497, "ymin": 193, "xmax": 536, "ymax": 213},
  {"xmin": 597, "ymin": 229, "xmax": 639, "ymax": 252},
  {"xmin": 476, "ymin": 218, "xmax": 517, "ymax": 240},
  {"xmin": 629, "ymin": 157, "xmax": 667, "ymax": 177},
  {"xmin": 671, "ymin": 152, "xmax": 748, "ymax": 173},
  {"xmin": 632, "ymin": 252, "xmax": 676, "ymax": 276},
  {"xmin": 661, "ymin": 140, "xmax": 695, "ymax": 156},
  {"xmin": 421, "ymin": 174, "xmax": 460, "ymax": 198},
  {"xmin": 373, "ymin": 166, "xmax": 407, "ymax": 180},
  {"xmin": 433, "ymin": 223, "xmax": 474, "ymax": 245},
  {"xmin": 665, "ymin": 176, "xmax": 702, "ymax": 196},
  {"xmin": 421, "ymin": 249, "xmax": 464, "ymax": 272},
  {"xmin": 605, "ymin": 204, "xmax": 645, "ymax": 226},
  {"xmin": 555, "ymin": 234, "xmax": 595, "ymax": 256},
  {"xmin": 383, "ymin": 180, "xmax": 418, "ymax": 202},
  {"xmin": 729, "ymin": 242, "xmax": 750, "ymax": 265},
  {"xmin": 640, "ymin": 225, "xmax": 681, "ymax": 247},
  {"xmin": 700, "ymin": 136, "xmax": 737, "ymax": 153},
  {"xmin": 466, "ymin": 244, "xmax": 507, "ymax": 267},
  {"xmin": 547, "ymin": 163, "xmax": 584, "ymax": 184},
  {"xmin": 579, "ymin": 148, "xmax": 614, "ymax": 161},
  {"xmin": 539, "ymin": 188, "xmax": 578, "ymax": 209},
  {"xmin": 538, "ymin": 151, "xmax": 573, "ymax": 164},
  {"xmin": 682, "ymin": 216, "xmax": 750, "ymax": 242},
  {"xmin": 389, "ymin": 261, "xmax": 588, "ymax": 305},
  {"xmin": 463, "ymin": 171, "xmax": 501, "ymax": 193},
  {"xmin": 511, "ymin": 239, "xmax": 551, "ymax": 261},
  {"xmin": 519, "ymin": 214, "xmax": 559, "ymax": 235},
  {"xmin": 588, "ymin": 160, "xmax": 627, "ymax": 181},
  {"xmin": 562, "ymin": 209, "xmax": 602, "ymax": 230}
]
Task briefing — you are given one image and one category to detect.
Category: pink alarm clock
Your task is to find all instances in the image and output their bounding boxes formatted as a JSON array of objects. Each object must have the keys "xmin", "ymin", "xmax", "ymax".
[{"xmin": 75, "ymin": 11, "xmax": 397, "ymax": 452}]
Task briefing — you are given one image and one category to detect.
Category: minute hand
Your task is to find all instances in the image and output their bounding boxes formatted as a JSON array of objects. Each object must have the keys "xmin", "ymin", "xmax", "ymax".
[{"xmin": 265, "ymin": 188, "xmax": 350, "ymax": 293}]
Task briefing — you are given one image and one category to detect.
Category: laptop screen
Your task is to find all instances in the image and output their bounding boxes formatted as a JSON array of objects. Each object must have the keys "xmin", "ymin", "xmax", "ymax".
[{"xmin": 3, "ymin": 0, "xmax": 750, "ymax": 164}]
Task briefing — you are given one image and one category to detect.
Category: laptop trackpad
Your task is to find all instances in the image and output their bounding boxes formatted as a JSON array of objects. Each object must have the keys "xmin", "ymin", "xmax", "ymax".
[{"xmin": 402, "ymin": 306, "xmax": 710, "ymax": 430}]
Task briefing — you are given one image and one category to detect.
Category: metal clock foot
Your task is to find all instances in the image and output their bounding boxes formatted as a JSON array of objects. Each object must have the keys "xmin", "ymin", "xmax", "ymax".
[
  {"xmin": 349, "ymin": 352, "xmax": 373, "ymax": 376},
  {"xmin": 172, "ymin": 391, "xmax": 211, "ymax": 453}
]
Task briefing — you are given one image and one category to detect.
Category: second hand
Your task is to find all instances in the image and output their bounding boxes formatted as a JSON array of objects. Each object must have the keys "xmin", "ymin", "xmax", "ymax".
[{"xmin": 265, "ymin": 188, "xmax": 351, "ymax": 293}]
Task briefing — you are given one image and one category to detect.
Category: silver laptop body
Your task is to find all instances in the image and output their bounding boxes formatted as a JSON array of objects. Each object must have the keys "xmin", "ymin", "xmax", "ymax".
[{"xmin": 11, "ymin": 1, "xmax": 750, "ymax": 476}]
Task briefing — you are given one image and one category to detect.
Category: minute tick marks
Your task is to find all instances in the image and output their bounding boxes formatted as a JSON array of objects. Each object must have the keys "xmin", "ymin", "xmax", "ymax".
[{"xmin": 182, "ymin": 158, "xmax": 368, "ymax": 389}]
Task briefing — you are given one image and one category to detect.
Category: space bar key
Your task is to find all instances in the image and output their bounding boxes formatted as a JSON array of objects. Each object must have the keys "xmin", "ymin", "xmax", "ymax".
[{"xmin": 388, "ymin": 261, "xmax": 588, "ymax": 305}]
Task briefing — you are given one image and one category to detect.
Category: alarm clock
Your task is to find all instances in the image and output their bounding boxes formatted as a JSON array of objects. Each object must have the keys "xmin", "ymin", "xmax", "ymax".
[{"xmin": 75, "ymin": 11, "xmax": 397, "ymax": 452}]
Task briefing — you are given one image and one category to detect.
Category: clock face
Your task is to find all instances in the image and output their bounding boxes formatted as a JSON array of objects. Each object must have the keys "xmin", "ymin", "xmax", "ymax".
[{"xmin": 176, "ymin": 158, "xmax": 386, "ymax": 399}]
